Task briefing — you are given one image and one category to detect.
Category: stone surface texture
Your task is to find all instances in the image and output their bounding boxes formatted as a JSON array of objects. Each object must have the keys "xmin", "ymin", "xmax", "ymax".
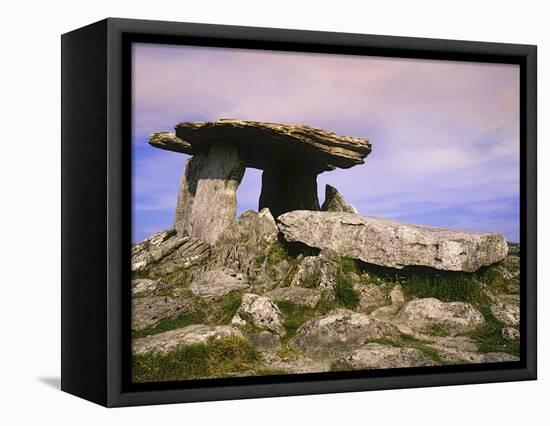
[
  {"xmin": 131, "ymin": 278, "xmax": 167, "ymax": 296},
  {"xmin": 173, "ymin": 153, "xmax": 207, "ymax": 235},
  {"xmin": 264, "ymin": 287, "xmax": 321, "ymax": 308},
  {"xmin": 321, "ymin": 184, "xmax": 357, "ymax": 213},
  {"xmin": 189, "ymin": 268, "xmax": 248, "ymax": 298},
  {"xmin": 232, "ymin": 293, "xmax": 285, "ymax": 335},
  {"xmin": 291, "ymin": 311, "xmax": 397, "ymax": 360},
  {"xmin": 335, "ymin": 343, "xmax": 435, "ymax": 369},
  {"xmin": 173, "ymin": 119, "xmax": 371, "ymax": 172},
  {"xmin": 132, "ymin": 296, "xmax": 191, "ymax": 331},
  {"xmin": 277, "ymin": 211, "xmax": 508, "ymax": 272},
  {"xmin": 187, "ymin": 143, "xmax": 245, "ymax": 244},
  {"xmin": 133, "ymin": 324, "xmax": 243, "ymax": 354},
  {"xmin": 396, "ymin": 298, "xmax": 485, "ymax": 335}
]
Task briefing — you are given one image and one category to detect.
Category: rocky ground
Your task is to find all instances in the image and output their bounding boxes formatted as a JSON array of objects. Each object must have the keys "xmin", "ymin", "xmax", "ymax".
[{"xmin": 131, "ymin": 209, "xmax": 520, "ymax": 383}]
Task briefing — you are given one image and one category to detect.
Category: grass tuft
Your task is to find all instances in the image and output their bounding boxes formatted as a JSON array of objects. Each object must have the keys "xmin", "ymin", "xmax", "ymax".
[
  {"xmin": 334, "ymin": 271, "xmax": 359, "ymax": 309},
  {"xmin": 132, "ymin": 335, "xmax": 260, "ymax": 382},
  {"xmin": 401, "ymin": 273, "xmax": 490, "ymax": 306}
]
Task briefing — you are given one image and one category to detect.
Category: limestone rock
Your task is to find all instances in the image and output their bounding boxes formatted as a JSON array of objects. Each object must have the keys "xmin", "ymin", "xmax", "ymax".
[
  {"xmin": 491, "ymin": 298, "xmax": 520, "ymax": 326},
  {"xmin": 248, "ymin": 331, "xmax": 281, "ymax": 353},
  {"xmin": 132, "ymin": 296, "xmax": 191, "ymax": 331},
  {"xmin": 264, "ymin": 287, "xmax": 321, "ymax": 308},
  {"xmin": 291, "ymin": 312, "xmax": 398, "ymax": 360},
  {"xmin": 173, "ymin": 119, "xmax": 372, "ymax": 172},
  {"xmin": 131, "ymin": 229, "xmax": 189, "ymax": 271},
  {"xmin": 321, "ymin": 184, "xmax": 357, "ymax": 213},
  {"xmin": 259, "ymin": 167, "xmax": 320, "ymax": 217},
  {"xmin": 478, "ymin": 352, "xmax": 519, "ymax": 363},
  {"xmin": 334, "ymin": 343, "xmax": 436, "ymax": 370},
  {"xmin": 214, "ymin": 208, "xmax": 278, "ymax": 273},
  {"xmin": 149, "ymin": 131, "xmax": 193, "ymax": 154},
  {"xmin": 147, "ymin": 237, "xmax": 210, "ymax": 276},
  {"xmin": 291, "ymin": 255, "xmax": 338, "ymax": 293},
  {"xmin": 232, "ymin": 293, "xmax": 285, "ymax": 335},
  {"xmin": 189, "ymin": 268, "xmax": 248, "ymax": 298},
  {"xmin": 507, "ymin": 242, "xmax": 520, "ymax": 256},
  {"xmin": 277, "ymin": 211, "xmax": 508, "ymax": 272},
  {"xmin": 188, "ymin": 143, "xmax": 245, "ymax": 244},
  {"xmin": 131, "ymin": 278, "xmax": 166, "ymax": 296},
  {"xmin": 354, "ymin": 283, "xmax": 389, "ymax": 311},
  {"xmin": 173, "ymin": 153, "xmax": 207, "ymax": 235},
  {"xmin": 133, "ymin": 324, "xmax": 243, "ymax": 354},
  {"xmin": 396, "ymin": 298, "xmax": 485, "ymax": 336},
  {"xmin": 502, "ymin": 327, "xmax": 520, "ymax": 341},
  {"xmin": 389, "ymin": 285, "xmax": 406, "ymax": 305}
]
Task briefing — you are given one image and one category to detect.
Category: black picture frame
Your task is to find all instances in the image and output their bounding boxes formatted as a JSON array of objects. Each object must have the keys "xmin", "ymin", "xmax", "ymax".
[{"xmin": 61, "ymin": 17, "xmax": 537, "ymax": 407}]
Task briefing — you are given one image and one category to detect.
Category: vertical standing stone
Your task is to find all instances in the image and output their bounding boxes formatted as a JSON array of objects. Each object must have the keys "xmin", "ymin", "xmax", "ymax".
[
  {"xmin": 259, "ymin": 167, "xmax": 320, "ymax": 218},
  {"xmin": 189, "ymin": 143, "xmax": 245, "ymax": 244},
  {"xmin": 321, "ymin": 184, "xmax": 357, "ymax": 213},
  {"xmin": 173, "ymin": 153, "xmax": 207, "ymax": 235}
]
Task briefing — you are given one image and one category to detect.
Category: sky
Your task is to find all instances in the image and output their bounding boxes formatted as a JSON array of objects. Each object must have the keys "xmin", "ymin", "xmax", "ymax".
[{"xmin": 132, "ymin": 43, "xmax": 520, "ymax": 243}]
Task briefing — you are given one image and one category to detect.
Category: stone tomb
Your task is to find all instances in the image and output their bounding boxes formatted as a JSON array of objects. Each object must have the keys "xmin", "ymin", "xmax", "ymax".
[{"xmin": 149, "ymin": 119, "xmax": 371, "ymax": 244}]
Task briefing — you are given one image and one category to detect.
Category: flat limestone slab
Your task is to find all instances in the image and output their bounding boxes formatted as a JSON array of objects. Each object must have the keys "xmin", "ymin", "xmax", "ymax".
[
  {"xmin": 151, "ymin": 119, "xmax": 371, "ymax": 172},
  {"xmin": 277, "ymin": 211, "xmax": 508, "ymax": 272}
]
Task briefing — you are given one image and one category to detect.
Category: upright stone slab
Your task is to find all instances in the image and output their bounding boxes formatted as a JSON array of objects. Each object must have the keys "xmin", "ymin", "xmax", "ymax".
[
  {"xmin": 321, "ymin": 184, "xmax": 357, "ymax": 213},
  {"xmin": 173, "ymin": 153, "xmax": 207, "ymax": 234},
  {"xmin": 259, "ymin": 168, "xmax": 320, "ymax": 218},
  {"xmin": 189, "ymin": 143, "xmax": 245, "ymax": 244}
]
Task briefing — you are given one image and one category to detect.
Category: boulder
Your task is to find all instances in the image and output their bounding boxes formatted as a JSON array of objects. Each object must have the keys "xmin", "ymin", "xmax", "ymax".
[
  {"xmin": 396, "ymin": 298, "xmax": 485, "ymax": 336},
  {"xmin": 131, "ymin": 229, "xmax": 189, "ymax": 271},
  {"xmin": 389, "ymin": 285, "xmax": 406, "ymax": 305},
  {"xmin": 277, "ymin": 211, "xmax": 508, "ymax": 272},
  {"xmin": 291, "ymin": 255, "xmax": 338, "ymax": 293},
  {"xmin": 264, "ymin": 287, "xmax": 321, "ymax": 308},
  {"xmin": 214, "ymin": 208, "xmax": 278, "ymax": 273},
  {"xmin": 478, "ymin": 352, "xmax": 519, "ymax": 363},
  {"xmin": 247, "ymin": 331, "xmax": 281, "ymax": 353},
  {"xmin": 132, "ymin": 324, "xmax": 243, "ymax": 354},
  {"xmin": 490, "ymin": 297, "xmax": 520, "ymax": 326},
  {"xmin": 232, "ymin": 293, "xmax": 285, "ymax": 335},
  {"xmin": 334, "ymin": 343, "xmax": 435, "ymax": 370},
  {"xmin": 131, "ymin": 296, "xmax": 192, "ymax": 331},
  {"xmin": 291, "ymin": 311, "xmax": 398, "ymax": 360},
  {"xmin": 321, "ymin": 185, "xmax": 357, "ymax": 213},
  {"xmin": 354, "ymin": 283, "xmax": 389, "ymax": 311},
  {"xmin": 502, "ymin": 327, "xmax": 520, "ymax": 341},
  {"xmin": 147, "ymin": 237, "xmax": 210, "ymax": 276},
  {"xmin": 189, "ymin": 268, "xmax": 248, "ymax": 298}
]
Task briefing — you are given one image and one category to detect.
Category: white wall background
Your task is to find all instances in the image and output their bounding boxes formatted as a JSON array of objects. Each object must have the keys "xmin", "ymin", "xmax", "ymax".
[{"xmin": 0, "ymin": 0, "xmax": 546, "ymax": 424}]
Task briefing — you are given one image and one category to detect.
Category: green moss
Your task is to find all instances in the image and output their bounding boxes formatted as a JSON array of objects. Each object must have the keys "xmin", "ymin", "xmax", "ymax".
[{"xmin": 132, "ymin": 335, "xmax": 260, "ymax": 382}]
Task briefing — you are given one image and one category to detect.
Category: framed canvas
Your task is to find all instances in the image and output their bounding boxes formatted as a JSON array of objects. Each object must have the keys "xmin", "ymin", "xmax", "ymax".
[{"xmin": 61, "ymin": 18, "xmax": 537, "ymax": 407}]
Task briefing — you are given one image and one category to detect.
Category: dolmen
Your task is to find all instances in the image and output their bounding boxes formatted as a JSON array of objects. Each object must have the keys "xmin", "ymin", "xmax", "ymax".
[
  {"xmin": 149, "ymin": 119, "xmax": 507, "ymax": 272},
  {"xmin": 150, "ymin": 119, "xmax": 371, "ymax": 244}
]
